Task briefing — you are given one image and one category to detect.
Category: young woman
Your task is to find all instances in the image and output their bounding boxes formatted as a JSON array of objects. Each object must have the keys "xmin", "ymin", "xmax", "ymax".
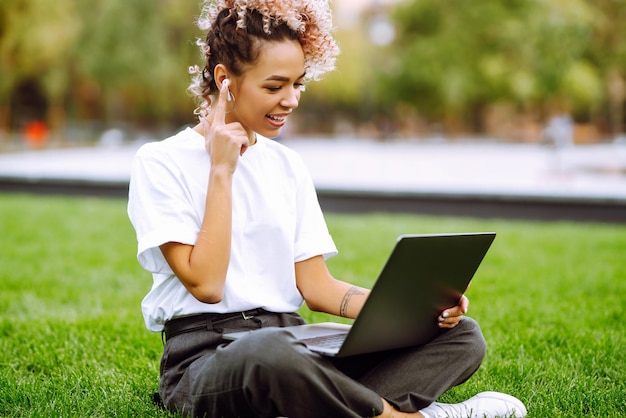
[{"xmin": 128, "ymin": 1, "xmax": 527, "ymax": 417}]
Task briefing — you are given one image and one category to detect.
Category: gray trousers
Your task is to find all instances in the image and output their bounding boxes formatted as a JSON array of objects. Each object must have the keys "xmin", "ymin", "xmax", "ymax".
[{"xmin": 159, "ymin": 311, "xmax": 486, "ymax": 418}]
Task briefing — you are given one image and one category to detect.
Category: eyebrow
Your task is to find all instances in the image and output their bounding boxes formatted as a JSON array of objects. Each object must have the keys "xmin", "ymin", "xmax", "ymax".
[{"xmin": 265, "ymin": 72, "xmax": 306, "ymax": 82}]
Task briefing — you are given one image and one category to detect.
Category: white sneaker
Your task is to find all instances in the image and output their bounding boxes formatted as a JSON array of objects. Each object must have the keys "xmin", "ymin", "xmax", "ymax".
[{"xmin": 419, "ymin": 391, "xmax": 527, "ymax": 418}]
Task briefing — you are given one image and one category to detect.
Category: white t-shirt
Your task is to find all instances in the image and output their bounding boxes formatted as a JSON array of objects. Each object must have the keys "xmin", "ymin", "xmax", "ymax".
[{"xmin": 128, "ymin": 128, "xmax": 337, "ymax": 331}]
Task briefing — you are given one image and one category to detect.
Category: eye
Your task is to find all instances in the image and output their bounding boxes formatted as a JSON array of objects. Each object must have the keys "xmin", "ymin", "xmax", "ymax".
[
  {"xmin": 296, "ymin": 83, "xmax": 306, "ymax": 92},
  {"xmin": 266, "ymin": 86, "xmax": 282, "ymax": 92}
]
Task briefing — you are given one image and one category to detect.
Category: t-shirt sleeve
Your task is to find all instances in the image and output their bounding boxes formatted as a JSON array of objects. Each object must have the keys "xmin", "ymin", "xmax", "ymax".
[
  {"xmin": 127, "ymin": 147, "xmax": 200, "ymax": 273},
  {"xmin": 292, "ymin": 154, "xmax": 338, "ymax": 262}
]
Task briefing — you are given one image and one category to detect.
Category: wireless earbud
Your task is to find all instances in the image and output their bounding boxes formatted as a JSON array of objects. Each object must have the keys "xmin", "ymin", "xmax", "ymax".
[{"xmin": 222, "ymin": 78, "xmax": 233, "ymax": 102}]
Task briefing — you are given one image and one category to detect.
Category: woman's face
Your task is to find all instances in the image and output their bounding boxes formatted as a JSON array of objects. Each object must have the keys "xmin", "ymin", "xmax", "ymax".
[{"xmin": 227, "ymin": 39, "xmax": 306, "ymax": 139}]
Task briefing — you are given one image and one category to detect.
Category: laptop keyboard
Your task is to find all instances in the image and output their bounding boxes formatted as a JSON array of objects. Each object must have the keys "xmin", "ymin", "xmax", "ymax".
[{"xmin": 301, "ymin": 333, "xmax": 347, "ymax": 348}]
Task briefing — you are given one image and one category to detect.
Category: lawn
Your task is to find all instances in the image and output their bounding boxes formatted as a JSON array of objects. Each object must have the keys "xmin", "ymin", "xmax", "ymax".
[{"xmin": 0, "ymin": 193, "xmax": 624, "ymax": 417}]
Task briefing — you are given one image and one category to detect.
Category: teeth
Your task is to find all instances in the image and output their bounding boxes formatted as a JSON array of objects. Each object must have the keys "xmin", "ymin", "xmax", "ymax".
[{"xmin": 267, "ymin": 115, "xmax": 285, "ymax": 122}]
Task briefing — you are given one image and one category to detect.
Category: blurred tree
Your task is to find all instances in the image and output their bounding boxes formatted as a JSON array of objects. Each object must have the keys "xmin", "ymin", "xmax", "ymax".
[
  {"xmin": 75, "ymin": 0, "xmax": 197, "ymax": 128},
  {"xmin": 36, "ymin": 0, "xmax": 82, "ymax": 140},
  {"xmin": 1, "ymin": 0, "xmax": 200, "ymax": 139},
  {"xmin": 299, "ymin": 24, "xmax": 378, "ymax": 134},
  {"xmin": 381, "ymin": 0, "xmax": 603, "ymax": 135},
  {"xmin": 585, "ymin": 0, "xmax": 626, "ymax": 137},
  {"xmin": 0, "ymin": 0, "xmax": 15, "ymax": 135},
  {"xmin": 2, "ymin": 0, "xmax": 624, "ymax": 140},
  {"xmin": 301, "ymin": 6, "xmax": 399, "ymax": 136},
  {"xmin": 0, "ymin": 0, "xmax": 80, "ymax": 136}
]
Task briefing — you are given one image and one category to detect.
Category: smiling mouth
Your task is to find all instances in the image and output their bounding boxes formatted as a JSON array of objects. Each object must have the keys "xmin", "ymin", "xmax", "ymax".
[
  {"xmin": 266, "ymin": 114, "xmax": 286, "ymax": 123},
  {"xmin": 266, "ymin": 114, "xmax": 288, "ymax": 127}
]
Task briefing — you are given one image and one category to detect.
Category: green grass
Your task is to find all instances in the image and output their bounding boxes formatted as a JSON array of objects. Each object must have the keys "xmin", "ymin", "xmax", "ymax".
[{"xmin": 0, "ymin": 193, "xmax": 624, "ymax": 417}]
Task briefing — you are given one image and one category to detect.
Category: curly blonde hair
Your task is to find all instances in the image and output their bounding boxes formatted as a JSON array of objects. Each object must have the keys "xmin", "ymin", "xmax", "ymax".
[{"xmin": 188, "ymin": 0, "xmax": 340, "ymax": 117}]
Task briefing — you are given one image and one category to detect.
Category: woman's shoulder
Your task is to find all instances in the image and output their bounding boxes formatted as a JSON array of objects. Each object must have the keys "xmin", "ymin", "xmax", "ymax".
[{"xmin": 135, "ymin": 127, "xmax": 203, "ymax": 160}]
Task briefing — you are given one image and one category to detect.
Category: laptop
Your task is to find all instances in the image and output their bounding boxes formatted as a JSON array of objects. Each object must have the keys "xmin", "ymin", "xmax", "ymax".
[{"xmin": 224, "ymin": 232, "xmax": 496, "ymax": 357}]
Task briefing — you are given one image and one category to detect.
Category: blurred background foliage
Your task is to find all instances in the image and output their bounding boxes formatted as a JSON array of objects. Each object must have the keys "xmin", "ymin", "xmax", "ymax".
[
  {"xmin": 1, "ymin": 0, "xmax": 625, "ymax": 145},
  {"xmin": 376, "ymin": 0, "xmax": 626, "ymax": 142}
]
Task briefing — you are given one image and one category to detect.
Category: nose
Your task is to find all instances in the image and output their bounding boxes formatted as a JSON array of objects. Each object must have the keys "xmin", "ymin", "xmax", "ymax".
[{"xmin": 280, "ymin": 86, "xmax": 300, "ymax": 109}]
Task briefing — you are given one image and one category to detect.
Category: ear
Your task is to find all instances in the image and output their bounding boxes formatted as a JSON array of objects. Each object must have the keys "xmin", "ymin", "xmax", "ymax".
[{"xmin": 213, "ymin": 64, "xmax": 231, "ymax": 90}]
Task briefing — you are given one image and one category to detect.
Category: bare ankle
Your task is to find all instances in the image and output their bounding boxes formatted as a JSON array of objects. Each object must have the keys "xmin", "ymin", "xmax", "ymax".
[{"xmin": 376, "ymin": 398, "xmax": 424, "ymax": 418}]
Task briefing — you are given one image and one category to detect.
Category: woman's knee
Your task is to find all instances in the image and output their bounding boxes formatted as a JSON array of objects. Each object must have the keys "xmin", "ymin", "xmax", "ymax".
[{"xmin": 458, "ymin": 317, "xmax": 487, "ymax": 362}]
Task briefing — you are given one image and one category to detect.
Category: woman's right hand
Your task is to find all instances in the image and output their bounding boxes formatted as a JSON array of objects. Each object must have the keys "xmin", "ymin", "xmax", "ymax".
[
  {"xmin": 163, "ymin": 78, "xmax": 247, "ymax": 305},
  {"xmin": 201, "ymin": 78, "xmax": 252, "ymax": 174}
]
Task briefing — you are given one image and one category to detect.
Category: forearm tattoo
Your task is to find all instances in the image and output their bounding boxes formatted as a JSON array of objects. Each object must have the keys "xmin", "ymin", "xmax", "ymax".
[{"xmin": 339, "ymin": 286, "xmax": 365, "ymax": 317}]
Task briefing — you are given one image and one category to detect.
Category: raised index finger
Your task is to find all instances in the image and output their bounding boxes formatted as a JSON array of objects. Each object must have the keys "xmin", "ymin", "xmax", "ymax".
[{"xmin": 208, "ymin": 78, "xmax": 230, "ymax": 127}]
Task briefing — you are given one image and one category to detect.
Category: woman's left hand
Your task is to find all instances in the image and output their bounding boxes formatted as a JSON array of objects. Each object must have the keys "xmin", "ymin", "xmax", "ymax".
[{"xmin": 437, "ymin": 294, "xmax": 469, "ymax": 329}]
